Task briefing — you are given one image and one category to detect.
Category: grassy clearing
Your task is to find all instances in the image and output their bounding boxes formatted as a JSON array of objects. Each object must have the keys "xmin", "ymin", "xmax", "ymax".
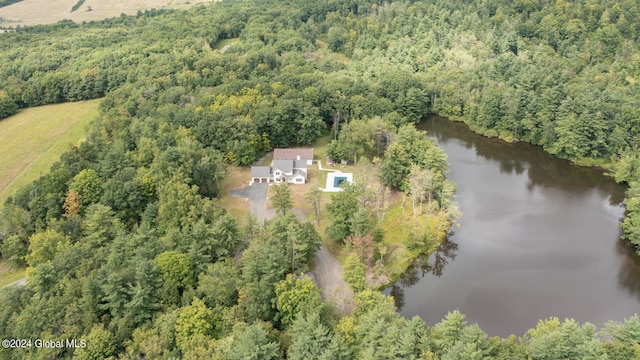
[
  {"xmin": 313, "ymin": 134, "xmax": 332, "ymax": 160},
  {"xmin": 313, "ymin": 40, "xmax": 351, "ymax": 64},
  {"xmin": 265, "ymin": 167, "xmax": 322, "ymax": 216},
  {"xmin": 375, "ymin": 193, "xmax": 452, "ymax": 286},
  {"xmin": 0, "ymin": 260, "xmax": 26, "ymax": 288},
  {"xmin": 256, "ymin": 152, "xmax": 273, "ymax": 166},
  {"xmin": 0, "ymin": 99, "xmax": 101, "ymax": 208},
  {"xmin": 219, "ymin": 166, "xmax": 251, "ymax": 224},
  {"xmin": 214, "ymin": 38, "xmax": 240, "ymax": 51}
]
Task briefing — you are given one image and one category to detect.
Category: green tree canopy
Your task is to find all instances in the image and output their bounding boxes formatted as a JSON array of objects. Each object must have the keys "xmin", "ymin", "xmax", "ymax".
[
  {"xmin": 24, "ymin": 229, "xmax": 70, "ymax": 268},
  {"xmin": 270, "ymin": 183, "xmax": 292, "ymax": 215}
]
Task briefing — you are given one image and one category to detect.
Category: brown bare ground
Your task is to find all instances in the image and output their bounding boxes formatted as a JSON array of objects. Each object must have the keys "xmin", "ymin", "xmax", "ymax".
[{"xmin": 0, "ymin": 0, "xmax": 218, "ymax": 27}]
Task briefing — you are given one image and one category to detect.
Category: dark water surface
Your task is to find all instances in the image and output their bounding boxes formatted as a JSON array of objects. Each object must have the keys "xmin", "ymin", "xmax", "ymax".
[{"xmin": 387, "ymin": 116, "xmax": 640, "ymax": 337}]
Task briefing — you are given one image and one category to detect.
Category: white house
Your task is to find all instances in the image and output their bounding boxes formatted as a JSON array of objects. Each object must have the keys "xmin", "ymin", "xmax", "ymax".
[
  {"xmin": 272, "ymin": 159, "xmax": 307, "ymax": 184},
  {"xmin": 250, "ymin": 149, "xmax": 312, "ymax": 185}
]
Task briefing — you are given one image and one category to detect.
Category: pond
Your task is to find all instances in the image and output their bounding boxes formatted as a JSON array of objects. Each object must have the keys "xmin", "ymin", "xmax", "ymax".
[{"xmin": 386, "ymin": 116, "xmax": 640, "ymax": 337}]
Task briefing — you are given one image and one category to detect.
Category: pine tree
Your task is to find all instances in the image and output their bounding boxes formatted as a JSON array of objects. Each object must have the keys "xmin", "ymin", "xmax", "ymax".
[{"xmin": 271, "ymin": 183, "xmax": 293, "ymax": 215}]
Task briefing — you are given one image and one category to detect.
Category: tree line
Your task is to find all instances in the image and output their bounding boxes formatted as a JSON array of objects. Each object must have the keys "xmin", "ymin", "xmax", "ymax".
[{"xmin": 0, "ymin": 0, "xmax": 21, "ymax": 9}]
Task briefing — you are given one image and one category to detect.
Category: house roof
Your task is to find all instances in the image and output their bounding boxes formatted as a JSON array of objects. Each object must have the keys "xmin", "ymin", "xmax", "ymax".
[
  {"xmin": 292, "ymin": 169, "xmax": 307, "ymax": 178},
  {"xmin": 293, "ymin": 160, "xmax": 307, "ymax": 170},
  {"xmin": 251, "ymin": 166, "xmax": 271, "ymax": 178},
  {"xmin": 273, "ymin": 160, "xmax": 293, "ymax": 173},
  {"xmin": 273, "ymin": 148, "xmax": 314, "ymax": 161}
]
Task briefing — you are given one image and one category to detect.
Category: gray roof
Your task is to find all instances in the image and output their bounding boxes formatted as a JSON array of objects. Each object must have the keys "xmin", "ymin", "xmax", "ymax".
[
  {"xmin": 273, "ymin": 160, "xmax": 293, "ymax": 173},
  {"xmin": 251, "ymin": 166, "xmax": 271, "ymax": 178},
  {"xmin": 293, "ymin": 160, "xmax": 307, "ymax": 170},
  {"xmin": 292, "ymin": 168, "xmax": 307, "ymax": 178}
]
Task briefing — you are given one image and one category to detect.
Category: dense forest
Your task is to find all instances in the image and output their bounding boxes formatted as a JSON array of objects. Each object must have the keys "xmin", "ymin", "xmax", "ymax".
[{"xmin": 1, "ymin": 0, "xmax": 640, "ymax": 358}]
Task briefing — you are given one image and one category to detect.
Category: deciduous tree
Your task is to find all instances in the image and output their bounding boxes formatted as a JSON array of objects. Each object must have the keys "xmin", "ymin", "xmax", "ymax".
[
  {"xmin": 273, "ymin": 274, "xmax": 322, "ymax": 328},
  {"xmin": 175, "ymin": 297, "xmax": 214, "ymax": 352},
  {"xmin": 24, "ymin": 229, "xmax": 70, "ymax": 268}
]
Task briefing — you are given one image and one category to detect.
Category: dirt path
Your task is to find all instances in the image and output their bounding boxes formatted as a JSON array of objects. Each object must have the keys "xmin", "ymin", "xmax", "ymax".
[
  {"xmin": 233, "ymin": 183, "xmax": 355, "ymax": 315},
  {"xmin": 2, "ymin": 277, "xmax": 26, "ymax": 289},
  {"xmin": 219, "ymin": 44, "xmax": 233, "ymax": 53},
  {"xmin": 312, "ymin": 246, "xmax": 355, "ymax": 315}
]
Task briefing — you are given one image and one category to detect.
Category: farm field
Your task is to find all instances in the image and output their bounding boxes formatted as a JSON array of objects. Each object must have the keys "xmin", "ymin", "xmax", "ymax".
[
  {"xmin": 0, "ymin": 0, "xmax": 218, "ymax": 27},
  {"xmin": 0, "ymin": 99, "xmax": 100, "ymax": 208}
]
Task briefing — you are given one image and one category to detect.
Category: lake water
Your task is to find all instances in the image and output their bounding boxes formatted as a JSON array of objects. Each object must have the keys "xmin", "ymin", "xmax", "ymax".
[{"xmin": 387, "ymin": 116, "xmax": 640, "ymax": 337}]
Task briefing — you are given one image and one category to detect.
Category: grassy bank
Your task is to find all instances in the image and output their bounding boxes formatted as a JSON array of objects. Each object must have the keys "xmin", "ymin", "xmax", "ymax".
[
  {"xmin": 0, "ymin": 260, "xmax": 26, "ymax": 288},
  {"xmin": 0, "ymin": 99, "xmax": 101, "ymax": 209},
  {"xmin": 377, "ymin": 195, "xmax": 452, "ymax": 286}
]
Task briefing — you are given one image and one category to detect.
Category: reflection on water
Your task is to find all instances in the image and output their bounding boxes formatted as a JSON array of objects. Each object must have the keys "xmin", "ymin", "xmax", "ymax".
[
  {"xmin": 400, "ymin": 237, "xmax": 459, "ymax": 285},
  {"xmin": 421, "ymin": 117, "xmax": 626, "ymax": 205},
  {"xmin": 618, "ymin": 240, "xmax": 640, "ymax": 297},
  {"xmin": 389, "ymin": 237, "xmax": 458, "ymax": 310},
  {"xmin": 390, "ymin": 116, "xmax": 640, "ymax": 337}
]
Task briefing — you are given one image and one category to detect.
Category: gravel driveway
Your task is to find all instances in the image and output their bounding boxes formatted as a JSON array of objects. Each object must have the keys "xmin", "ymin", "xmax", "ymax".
[
  {"xmin": 232, "ymin": 182, "xmax": 354, "ymax": 315},
  {"xmin": 231, "ymin": 183, "xmax": 275, "ymax": 223},
  {"xmin": 313, "ymin": 246, "xmax": 355, "ymax": 315}
]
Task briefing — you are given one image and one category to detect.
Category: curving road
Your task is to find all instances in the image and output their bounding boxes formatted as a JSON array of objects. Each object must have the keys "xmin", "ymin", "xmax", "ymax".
[
  {"xmin": 232, "ymin": 182, "xmax": 354, "ymax": 315},
  {"xmin": 312, "ymin": 246, "xmax": 355, "ymax": 315}
]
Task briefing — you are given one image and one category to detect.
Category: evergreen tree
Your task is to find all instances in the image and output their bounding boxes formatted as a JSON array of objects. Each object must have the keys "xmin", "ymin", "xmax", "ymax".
[
  {"xmin": 289, "ymin": 311, "xmax": 347, "ymax": 360},
  {"xmin": 271, "ymin": 183, "xmax": 293, "ymax": 215}
]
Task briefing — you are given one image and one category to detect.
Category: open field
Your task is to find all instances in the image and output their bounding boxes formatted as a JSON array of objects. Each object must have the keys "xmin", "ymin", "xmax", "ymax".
[
  {"xmin": 0, "ymin": 260, "xmax": 26, "ymax": 288},
  {"xmin": 0, "ymin": 99, "xmax": 100, "ymax": 208},
  {"xmin": 219, "ymin": 166, "xmax": 251, "ymax": 223},
  {"xmin": 0, "ymin": 0, "xmax": 218, "ymax": 27}
]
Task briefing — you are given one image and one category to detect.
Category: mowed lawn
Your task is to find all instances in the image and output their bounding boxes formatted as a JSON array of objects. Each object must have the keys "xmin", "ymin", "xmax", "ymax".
[
  {"xmin": 0, "ymin": 99, "xmax": 100, "ymax": 208},
  {"xmin": 0, "ymin": 0, "xmax": 219, "ymax": 27}
]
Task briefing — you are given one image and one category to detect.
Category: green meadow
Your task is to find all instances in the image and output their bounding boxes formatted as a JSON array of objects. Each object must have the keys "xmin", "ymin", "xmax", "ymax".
[{"xmin": 0, "ymin": 99, "xmax": 101, "ymax": 208}]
